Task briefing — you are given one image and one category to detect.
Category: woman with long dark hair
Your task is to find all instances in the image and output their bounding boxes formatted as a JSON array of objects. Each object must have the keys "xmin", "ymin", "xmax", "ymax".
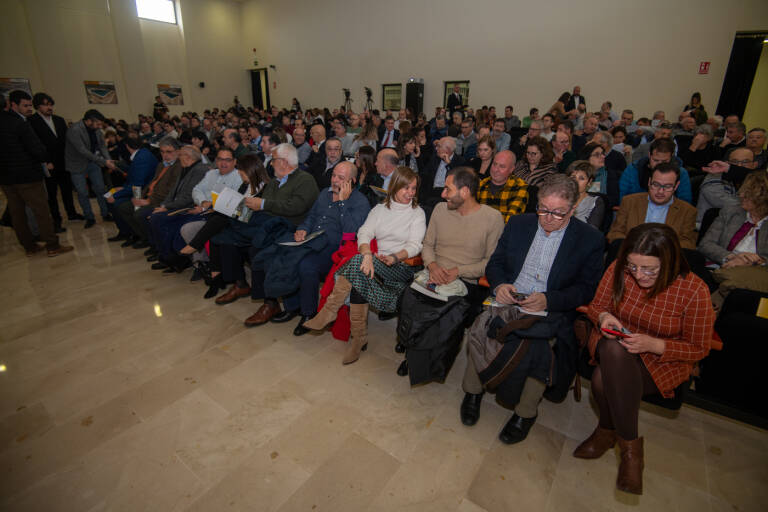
[{"xmin": 576, "ymin": 224, "xmax": 714, "ymax": 495}]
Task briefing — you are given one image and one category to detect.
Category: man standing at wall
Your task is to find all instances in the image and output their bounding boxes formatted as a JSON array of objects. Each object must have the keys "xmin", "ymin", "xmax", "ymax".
[{"xmin": 0, "ymin": 90, "xmax": 73, "ymax": 256}]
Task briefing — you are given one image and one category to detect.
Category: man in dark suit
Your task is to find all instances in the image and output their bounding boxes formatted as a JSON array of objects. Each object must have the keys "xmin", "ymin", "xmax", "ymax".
[
  {"xmin": 379, "ymin": 116, "xmax": 399, "ymax": 149},
  {"xmin": 419, "ymin": 137, "xmax": 465, "ymax": 220},
  {"xmin": 447, "ymin": 84, "xmax": 464, "ymax": 117},
  {"xmin": 106, "ymin": 135, "xmax": 159, "ymax": 242},
  {"xmin": 460, "ymin": 174, "xmax": 604, "ymax": 445},
  {"xmin": 0, "ymin": 90, "xmax": 73, "ymax": 256},
  {"xmin": 308, "ymin": 137, "xmax": 342, "ymax": 190},
  {"xmin": 28, "ymin": 93, "xmax": 81, "ymax": 231},
  {"xmin": 566, "ymin": 85, "xmax": 586, "ymax": 112}
]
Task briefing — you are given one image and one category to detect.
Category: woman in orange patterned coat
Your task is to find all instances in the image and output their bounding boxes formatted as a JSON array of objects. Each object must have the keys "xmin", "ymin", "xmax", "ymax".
[{"xmin": 575, "ymin": 223, "xmax": 714, "ymax": 495}]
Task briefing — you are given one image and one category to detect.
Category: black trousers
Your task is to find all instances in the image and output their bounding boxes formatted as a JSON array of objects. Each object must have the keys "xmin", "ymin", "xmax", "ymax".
[{"xmin": 45, "ymin": 169, "xmax": 78, "ymax": 223}]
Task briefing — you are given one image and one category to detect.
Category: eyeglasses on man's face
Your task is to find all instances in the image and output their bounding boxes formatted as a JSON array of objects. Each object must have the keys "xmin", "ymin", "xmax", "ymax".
[
  {"xmin": 649, "ymin": 181, "xmax": 675, "ymax": 191},
  {"xmin": 536, "ymin": 206, "xmax": 569, "ymax": 220}
]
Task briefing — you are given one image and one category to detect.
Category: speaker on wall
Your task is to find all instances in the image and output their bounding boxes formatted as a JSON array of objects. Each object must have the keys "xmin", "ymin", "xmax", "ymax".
[
  {"xmin": 198, "ymin": 82, "xmax": 205, "ymax": 88},
  {"xmin": 405, "ymin": 82, "xmax": 424, "ymax": 116}
]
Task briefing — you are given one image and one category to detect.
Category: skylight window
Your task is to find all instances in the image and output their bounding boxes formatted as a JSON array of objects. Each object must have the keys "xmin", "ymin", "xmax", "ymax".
[{"xmin": 136, "ymin": 0, "xmax": 177, "ymax": 24}]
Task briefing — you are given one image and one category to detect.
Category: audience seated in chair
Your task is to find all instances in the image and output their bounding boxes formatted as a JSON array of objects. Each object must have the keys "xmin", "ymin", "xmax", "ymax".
[
  {"xmin": 620, "ymin": 138, "xmax": 692, "ymax": 204},
  {"xmin": 697, "ymin": 172, "xmax": 768, "ymax": 308},
  {"xmin": 304, "ymin": 167, "xmax": 426, "ymax": 365},
  {"xmin": 579, "ymin": 224, "xmax": 714, "ymax": 495},
  {"xmin": 460, "ymin": 174, "xmax": 604, "ymax": 447},
  {"xmin": 397, "ymin": 167, "xmax": 504, "ymax": 382},
  {"xmin": 565, "ymin": 160, "xmax": 606, "ymax": 231},
  {"xmin": 475, "ymin": 150, "xmax": 528, "ymax": 223}
]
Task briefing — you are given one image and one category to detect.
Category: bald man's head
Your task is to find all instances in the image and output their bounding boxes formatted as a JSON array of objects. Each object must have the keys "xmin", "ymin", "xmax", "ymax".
[
  {"xmin": 490, "ymin": 150, "xmax": 517, "ymax": 186},
  {"xmin": 729, "ymin": 147, "xmax": 756, "ymax": 169},
  {"xmin": 376, "ymin": 148, "xmax": 399, "ymax": 177}
]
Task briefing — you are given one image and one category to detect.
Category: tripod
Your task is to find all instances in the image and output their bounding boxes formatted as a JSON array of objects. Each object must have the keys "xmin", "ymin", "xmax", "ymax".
[
  {"xmin": 364, "ymin": 96, "xmax": 374, "ymax": 111},
  {"xmin": 343, "ymin": 95, "xmax": 352, "ymax": 112}
]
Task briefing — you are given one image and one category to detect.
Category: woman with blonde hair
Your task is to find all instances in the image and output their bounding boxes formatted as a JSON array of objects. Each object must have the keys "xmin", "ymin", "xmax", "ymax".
[{"xmin": 304, "ymin": 167, "xmax": 426, "ymax": 364}]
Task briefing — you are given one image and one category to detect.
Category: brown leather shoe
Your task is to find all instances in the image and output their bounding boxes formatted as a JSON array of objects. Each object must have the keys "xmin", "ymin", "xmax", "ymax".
[
  {"xmin": 46, "ymin": 245, "xmax": 74, "ymax": 257},
  {"xmin": 244, "ymin": 302, "xmax": 281, "ymax": 327},
  {"xmin": 573, "ymin": 425, "xmax": 617, "ymax": 459},
  {"xmin": 215, "ymin": 285, "xmax": 251, "ymax": 305},
  {"xmin": 616, "ymin": 436, "xmax": 644, "ymax": 495}
]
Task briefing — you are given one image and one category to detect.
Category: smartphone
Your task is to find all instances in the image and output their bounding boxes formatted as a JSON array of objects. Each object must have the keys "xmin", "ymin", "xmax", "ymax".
[
  {"xmin": 601, "ymin": 327, "xmax": 632, "ymax": 339},
  {"xmin": 511, "ymin": 292, "xmax": 529, "ymax": 302}
]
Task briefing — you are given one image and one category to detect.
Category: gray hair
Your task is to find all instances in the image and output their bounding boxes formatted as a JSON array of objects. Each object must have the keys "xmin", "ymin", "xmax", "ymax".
[
  {"xmin": 694, "ymin": 124, "xmax": 713, "ymax": 138},
  {"xmin": 158, "ymin": 136, "xmax": 181, "ymax": 150},
  {"xmin": 440, "ymin": 136, "xmax": 457, "ymax": 152},
  {"xmin": 179, "ymin": 144, "xmax": 202, "ymax": 161},
  {"xmin": 273, "ymin": 142, "xmax": 299, "ymax": 167},
  {"xmin": 530, "ymin": 120, "xmax": 543, "ymax": 130},
  {"xmin": 538, "ymin": 173, "xmax": 579, "ymax": 207},
  {"xmin": 594, "ymin": 130, "xmax": 613, "ymax": 146}
]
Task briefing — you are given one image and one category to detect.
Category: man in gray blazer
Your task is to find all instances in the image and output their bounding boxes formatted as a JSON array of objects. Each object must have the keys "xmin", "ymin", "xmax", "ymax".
[{"xmin": 65, "ymin": 109, "xmax": 116, "ymax": 228}]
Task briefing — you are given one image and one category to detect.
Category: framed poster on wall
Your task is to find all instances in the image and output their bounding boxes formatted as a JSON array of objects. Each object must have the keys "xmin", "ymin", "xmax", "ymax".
[
  {"xmin": 0, "ymin": 78, "xmax": 32, "ymax": 98},
  {"xmin": 382, "ymin": 83, "xmax": 402, "ymax": 111},
  {"xmin": 157, "ymin": 84, "xmax": 184, "ymax": 105},
  {"xmin": 84, "ymin": 81, "xmax": 117, "ymax": 104},
  {"xmin": 443, "ymin": 80, "xmax": 470, "ymax": 109}
]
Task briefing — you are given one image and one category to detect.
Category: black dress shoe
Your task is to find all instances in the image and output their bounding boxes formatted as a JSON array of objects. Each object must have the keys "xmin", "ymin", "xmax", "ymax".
[
  {"xmin": 144, "ymin": 247, "xmax": 157, "ymax": 256},
  {"xmin": 147, "ymin": 254, "xmax": 159, "ymax": 262},
  {"xmin": 102, "ymin": 214, "xmax": 114, "ymax": 222},
  {"xmin": 190, "ymin": 267, "xmax": 204, "ymax": 282},
  {"xmin": 133, "ymin": 240, "xmax": 150, "ymax": 249},
  {"xmin": 162, "ymin": 267, "xmax": 176, "ymax": 274},
  {"xmin": 378, "ymin": 311, "xmax": 397, "ymax": 321},
  {"xmin": 84, "ymin": 219, "xmax": 95, "ymax": 229},
  {"xmin": 121, "ymin": 236, "xmax": 136, "ymax": 247},
  {"xmin": 271, "ymin": 309, "xmax": 298, "ymax": 323},
  {"xmin": 396, "ymin": 360, "xmax": 409, "ymax": 376},
  {"xmin": 460, "ymin": 392, "xmax": 485, "ymax": 426},
  {"xmin": 68, "ymin": 213, "xmax": 85, "ymax": 221},
  {"xmin": 395, "ymin": 343, "xmax": 406, "ymax": 354},
  {"xmin": 293, "ymin": 315, "xmax": 313, "ymax": 336},
  {"xmin": 108, "ymin": 233, "xmax": 128, "ymax": 242},
  {"xmin": 151, "ymin": 261, "xmax": 169, "ymax": 270},
  {"xmin": 203, "ymin": 275, "xmax": 225, "ymax": 299},
  {"xmin": 499, "ymin": 414, "xmax": 537, "ymax": 445}
]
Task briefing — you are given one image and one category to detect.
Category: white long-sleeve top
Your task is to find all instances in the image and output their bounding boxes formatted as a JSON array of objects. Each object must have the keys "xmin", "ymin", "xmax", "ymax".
[{"xmin": 357, "ymin": 201, "xmax": 426, "ymax": 258}]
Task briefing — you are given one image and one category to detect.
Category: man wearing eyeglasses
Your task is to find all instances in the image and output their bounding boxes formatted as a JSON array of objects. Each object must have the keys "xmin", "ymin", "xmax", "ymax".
[
  {"xmin": 460, "ymin": 174, "xmax": 604, "ymax": 446},
  {"xmin": 607, "ymin": 162, "xmax": 697, "ymax": 266},
  {"xmin": 619, "ymin": 138, "xmax": 692, "ymax": 204}
]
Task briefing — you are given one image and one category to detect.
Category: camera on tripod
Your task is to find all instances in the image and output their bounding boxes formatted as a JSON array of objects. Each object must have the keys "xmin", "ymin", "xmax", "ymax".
[
  {"xmin": 343, "ymin": 88, "xmax": 351, "ymax": 99},
  {"xmin": 364, "ymin": 87, "xmax": 372, "ymax": 99}
]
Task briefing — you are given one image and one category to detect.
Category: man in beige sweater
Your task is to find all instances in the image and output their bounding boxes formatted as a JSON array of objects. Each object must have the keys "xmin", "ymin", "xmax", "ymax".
[{"xmin": 396, "ymin": 167, "xmax": 504, "ymax": 379}]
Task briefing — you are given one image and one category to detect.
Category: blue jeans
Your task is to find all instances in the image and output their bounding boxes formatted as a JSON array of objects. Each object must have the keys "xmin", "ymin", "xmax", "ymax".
[{"xmin": 70, "ymin": 163, "xmax": 108, "ymax": 220}]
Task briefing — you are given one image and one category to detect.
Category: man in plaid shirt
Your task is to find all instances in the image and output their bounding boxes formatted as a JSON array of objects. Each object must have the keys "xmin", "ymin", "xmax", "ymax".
[{"xmin": 476, "ymin": 150, "xmax": 529, "ymax": 222}]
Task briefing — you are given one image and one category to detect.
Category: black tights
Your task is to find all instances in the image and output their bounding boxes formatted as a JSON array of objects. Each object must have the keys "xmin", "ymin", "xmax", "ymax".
[{"xmin": 591, "ymin": 338, "xmax": 658, "ymax": 440}]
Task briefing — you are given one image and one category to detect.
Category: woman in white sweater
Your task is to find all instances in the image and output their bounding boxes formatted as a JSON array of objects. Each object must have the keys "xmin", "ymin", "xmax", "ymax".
[{"xmin": 304, "ymin": 167, "xmax": 426, "ymax": 364}]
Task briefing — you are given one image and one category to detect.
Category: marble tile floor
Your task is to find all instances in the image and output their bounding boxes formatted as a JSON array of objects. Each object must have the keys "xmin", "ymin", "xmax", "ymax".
[{"xmin": 1, "ymin": 218, "xmax": 767, "ymax": 511}]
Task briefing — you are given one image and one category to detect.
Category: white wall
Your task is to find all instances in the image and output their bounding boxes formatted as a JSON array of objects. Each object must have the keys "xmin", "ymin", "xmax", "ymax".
[
  {"xmin": 241, "ymin": 0, "xmax": 768, "ymax": 120},
  {"xmin": 0, "ymin": 0, "xmax": 250, "ymax": 122}
]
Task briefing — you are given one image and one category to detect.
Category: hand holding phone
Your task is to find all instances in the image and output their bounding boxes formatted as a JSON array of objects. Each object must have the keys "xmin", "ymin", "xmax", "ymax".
[{"xmin": 601, "ymin": 327, "xmax": 632, "ymax": 339}]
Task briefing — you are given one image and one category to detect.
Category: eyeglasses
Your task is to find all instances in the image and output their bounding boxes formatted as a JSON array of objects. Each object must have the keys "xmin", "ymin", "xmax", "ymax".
[
  {"xmin": 216, "ymin": 157, "xmax": 234, "ymax": 163},
  {"xmin": 625, "ymin": 263, "xmax": 660, "ymax": 277},
  {"xmin": 728, "ymin": 159, "xmax": 753, "ymax": 166},
  {"xmin": 649, "ymin": 181, "xmax": 675, "ymax": 191},
  {"xmin": 526, "ymin": 151, "xmax": 541, "ymax": 156},
  {"xmin": 536, "ymin": 206, "xmax": 569, "ymax": 220},
  {"xmin": 590, "ymin": 152, "xmax": 605, "ymax": 158}
]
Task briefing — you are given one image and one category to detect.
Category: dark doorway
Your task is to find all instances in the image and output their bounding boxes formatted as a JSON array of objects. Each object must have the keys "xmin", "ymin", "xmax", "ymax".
[
  {"xmin": 716, "ymin": 31, "xmax": 767, "ymax": 118},
  {"xmin": 250, "ymin": 68, "xmax": 270, "ymax": 110}
]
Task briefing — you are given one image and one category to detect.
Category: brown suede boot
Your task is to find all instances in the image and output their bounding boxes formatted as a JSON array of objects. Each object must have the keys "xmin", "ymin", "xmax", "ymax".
[
  {"xmin": 304, "ymin": 276, "xmax": 353, "ymax": 331},
  {"xmin": 343, "ymin": 303, "xmax": 369, "ymax": 365},
  {"xmin": 573, "ymin": 425, "xmax": 617, "ymax": 459},
  {"xmin": 616, "ymin": 436, "xmax": 644, "ymax": 495}
]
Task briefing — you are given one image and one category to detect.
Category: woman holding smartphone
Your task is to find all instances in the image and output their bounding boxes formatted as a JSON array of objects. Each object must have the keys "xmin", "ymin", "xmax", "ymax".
[
  {"xmin": 304, "ymin": 167, "xmax": 426, "ymax": 365},
  {"xmin": 578, "ymin": 223, "xmax": 714, "ymax": 495}
]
